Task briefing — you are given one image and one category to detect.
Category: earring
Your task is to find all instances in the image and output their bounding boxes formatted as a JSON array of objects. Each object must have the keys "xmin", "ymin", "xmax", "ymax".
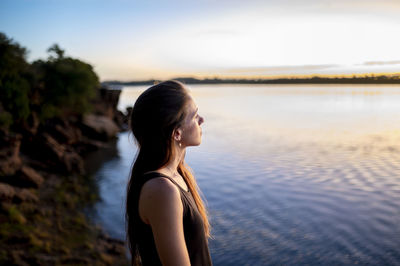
[{"xmin": 179, "ymin": 142, "xmax": 182, "ymax": 147}]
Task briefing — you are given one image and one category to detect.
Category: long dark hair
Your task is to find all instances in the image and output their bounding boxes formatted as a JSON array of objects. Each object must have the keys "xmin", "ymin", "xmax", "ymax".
[{"xmin": 125, "ymin": 80, "xmax": 210, "ymax": 264}]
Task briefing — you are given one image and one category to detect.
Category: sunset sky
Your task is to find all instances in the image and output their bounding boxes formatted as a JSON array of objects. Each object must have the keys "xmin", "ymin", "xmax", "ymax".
[{"xmin": 1, "ymin": 0, "xmax": 400, "ymax": 81}]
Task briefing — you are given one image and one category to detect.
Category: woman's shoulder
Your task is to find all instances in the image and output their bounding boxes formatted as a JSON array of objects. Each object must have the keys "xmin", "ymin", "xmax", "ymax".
[
  {"xmin": 139, "ymin": 173, "xmax": 183, "ymax": 223},
  {"xmin": 140, "ymin": 172, "xmax": 181, "ymax": 202}
]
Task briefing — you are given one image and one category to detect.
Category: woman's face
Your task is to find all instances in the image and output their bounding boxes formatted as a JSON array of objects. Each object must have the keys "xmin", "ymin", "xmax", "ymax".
[{"xmin": 179, "ymin": 96, "xmax": 204, "ymax": 147}]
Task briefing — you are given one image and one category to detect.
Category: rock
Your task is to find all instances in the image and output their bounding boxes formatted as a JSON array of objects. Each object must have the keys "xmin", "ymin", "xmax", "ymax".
[
  {"xmin": 14, "ymin": 188, "xmax": 39, "ymax": 203},
  {"xmin": 99, "ymin": 253, "xmax": 114, "ymax": 265},
  {"xmin": 23, "ymin": 111, "xmax": 40, "ymax": 136},
  {"xmin": 29, "ymin": 133, "xmax": 85, "ymax": 174},
  {"xmin": 83, "ymin": 138, "xmax": 107, "ymax": 150},
  {"xmin": 19, "ymin": 156, "xmax": 49, "ymax": 172},
  {"xmin": 107, "ymin": 242, "xmax": 126, "ymax": 256},
  {"xmin": 113, "ymin": 110, "xmax": 126, "ymax": 130},
  {"xmin": 43, "ymin": 133, "xmax": 65, "ymax": 158},
  {"xmin": 0, "ymin": 182, "xmax": 38, "ymax": 203},
  {"xmin": 60, "ymin": 257, "xmax": 91, "ymax": 265},
  {"xmin": 63, "ymin": 151, "xmax": 85, "ymax": 174},
  {"xmin": 31, "ymin": 254, "xmax": 56, "ymax": 265},
  {"xmin": 98, "ymin": 234, "xmax": 126, "ymax": 256},
  {"xmin": 91, "ymin": 88, "xmax": 121, "ymax": 119},
  {"xmin": 90, "ymin": 87, "xmax": 129, "ymax": 131},
  {"xmin": 0, "ymin": 183, "xmax": 16, "ymax": 200},
  {"xmin": 10, "ymin": 250, "xmax": 30, "ymax": 266},
  {"xmin": 73, "ymin": 138, "xmax": 107, "ymax": 155},
  {"xmin": 55, "ymin": 123, "xmax": 82, "ymax": 144},
  {"xmin": 17, "ymin": 166, "xmax": 44, "ymax": 188},
  {"xmin": 0, "ymin": 134, "xmax": 22, "ymax": 176},
  {"xmin": 125, "ymin": 106, "xmax": 133, "ymax": 117},
  {"xmin": 42, "ymin": 133, "xmax": 84, "ymax": 173},
  {"xmin": 43, "ymin": 118, "xmax": 82, "ymax": 145},
  {"xmin": 0, "ymin": 201, "xmax": 12, "ymax": 212},
  {"xmin": 81, "ymin": 114, "xmax": 120, "ymax": 141}
]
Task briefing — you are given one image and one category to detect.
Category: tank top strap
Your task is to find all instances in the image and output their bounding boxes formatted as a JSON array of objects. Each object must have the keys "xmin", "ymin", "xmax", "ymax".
[
  {"xmin": 153, "ymin": 173, "xmax": 198, "ymax": 214},
  {"xmin": 140, "ymin": 171, "xmax": 163, "ymax": 186},
  {"xmin": 142, "ymin": 171, "xmax": 189, "ymax": 193}
]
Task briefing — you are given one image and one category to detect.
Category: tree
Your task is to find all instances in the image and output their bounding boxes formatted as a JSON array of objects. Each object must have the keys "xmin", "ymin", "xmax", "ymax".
[
  {"xmin": 0, "ymin": 32, "xmax": 100, "ymax": 131},
  {"xmin": 33, "ymin": 44, "xmax": 99, "ymax": 120},
  {"xmin": 0, "ymin": 32, "xmax": 32, "ymax": 130},
  {"xmin": 47, "ymin": 44, "xmax": 65, "ymax": 60}
]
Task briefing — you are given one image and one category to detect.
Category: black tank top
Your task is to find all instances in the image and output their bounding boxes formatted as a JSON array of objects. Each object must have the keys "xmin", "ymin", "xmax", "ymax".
[{"xmin": 134, "ymin": 172, "xmax": 212, "ymax": 266}]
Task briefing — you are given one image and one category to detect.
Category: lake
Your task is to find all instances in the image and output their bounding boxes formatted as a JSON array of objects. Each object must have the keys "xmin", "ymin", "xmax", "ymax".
[{"xmin": 90, "ymin": 84, "xmax": 400, "ymax": 265}]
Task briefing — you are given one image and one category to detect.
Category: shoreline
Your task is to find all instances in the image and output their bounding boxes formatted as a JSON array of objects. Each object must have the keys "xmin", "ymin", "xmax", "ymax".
[
  {"xmin": 102, "ymin": 74, "xmax": 400, "ymax": 86},
  {"xmin": 0, "ymin": 88, "xmax": 131, "ymax": 265}
]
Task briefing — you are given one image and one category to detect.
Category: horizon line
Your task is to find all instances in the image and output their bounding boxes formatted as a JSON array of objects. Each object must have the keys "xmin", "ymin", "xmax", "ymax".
[{"xmin": 101, "ymin": 72, "xmax": 400, "ymax": 83}]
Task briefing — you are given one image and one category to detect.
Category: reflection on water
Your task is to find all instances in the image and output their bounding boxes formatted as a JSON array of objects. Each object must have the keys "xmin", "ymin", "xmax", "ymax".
[{"xmin": 94, "ymin": 84, "xmax": 400, "ymax": 265}]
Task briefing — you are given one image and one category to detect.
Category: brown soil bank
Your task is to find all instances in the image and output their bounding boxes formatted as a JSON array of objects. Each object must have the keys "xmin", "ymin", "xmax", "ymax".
[{"xmin": 0, "ymin": 88, "xmax": 131, "ymax": 265}]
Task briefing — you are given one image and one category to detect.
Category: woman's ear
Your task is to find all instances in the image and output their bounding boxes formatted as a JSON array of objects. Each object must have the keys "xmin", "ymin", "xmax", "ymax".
[{"xmin": 173, "ymin": 128, "xmax": 183, "ymax": 142}]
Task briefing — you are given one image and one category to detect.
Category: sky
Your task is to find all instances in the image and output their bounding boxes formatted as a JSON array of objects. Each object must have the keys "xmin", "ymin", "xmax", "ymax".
[{"xmin": 1, "ymin": 0, "xmax": 400, "ymax": 81}]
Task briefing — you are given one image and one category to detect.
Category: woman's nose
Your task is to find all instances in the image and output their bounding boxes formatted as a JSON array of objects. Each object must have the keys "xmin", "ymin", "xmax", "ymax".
[{"xmin": 199, "ymin": 116, "xmax": 204, "ymax": 125}]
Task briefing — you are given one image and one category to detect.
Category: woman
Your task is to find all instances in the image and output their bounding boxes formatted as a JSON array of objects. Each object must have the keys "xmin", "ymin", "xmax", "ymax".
[{"xmin": 126, "ymin": 80, "xmax": 212, "ymax": 265}]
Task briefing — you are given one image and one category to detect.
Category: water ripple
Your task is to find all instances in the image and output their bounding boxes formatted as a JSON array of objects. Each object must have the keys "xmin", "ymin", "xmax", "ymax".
[{"xmin": 92, "ymin": 85, "xmax": 400, "ymax": 265}]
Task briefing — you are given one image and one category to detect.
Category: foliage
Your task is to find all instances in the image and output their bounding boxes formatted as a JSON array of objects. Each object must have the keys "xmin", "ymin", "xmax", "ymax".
[
  {"xmin": 7, "ymin": 204, "xmax": 27, "ymax": 224},
  {"xmin": 47, "ymin": 43, "xmax": 65, "ymax": 59},
  {"xmin": 0, "ymin": 33, "xmax": 32, "ymax": 130},
  {"xmin": 0, "ymin": 109, "xmax": 13, "ymax": 130},
  {"xmin": 0, "ymin": 33, "xmax": 100, "ymax": 130},
  {"xmin": 33, "ymin": 47, "xmax": 99, "ymax": 120}
]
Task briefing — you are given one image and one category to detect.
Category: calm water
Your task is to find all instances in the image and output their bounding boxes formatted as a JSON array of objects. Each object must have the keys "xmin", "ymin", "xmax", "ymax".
[{"xmin": 92, "ymin": 84, "xmax": 400, "ymax": 265}]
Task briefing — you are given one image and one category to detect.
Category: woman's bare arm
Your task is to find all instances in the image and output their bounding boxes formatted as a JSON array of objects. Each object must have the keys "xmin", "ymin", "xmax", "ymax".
[{"xmin": 139, "ymin": 177, "xmax": 191, "ymax": 266}]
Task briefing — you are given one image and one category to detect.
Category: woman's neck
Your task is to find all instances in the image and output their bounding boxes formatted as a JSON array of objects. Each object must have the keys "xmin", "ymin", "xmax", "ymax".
[{"xmin": 162, "ymin": 146, "xmax": 185, "ymax": 175}]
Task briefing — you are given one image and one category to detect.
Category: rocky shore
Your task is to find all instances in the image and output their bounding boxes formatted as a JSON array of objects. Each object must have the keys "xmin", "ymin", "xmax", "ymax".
[{"xmin": 0, "ymin": 87, "xmax": 131, "ymax": 265}]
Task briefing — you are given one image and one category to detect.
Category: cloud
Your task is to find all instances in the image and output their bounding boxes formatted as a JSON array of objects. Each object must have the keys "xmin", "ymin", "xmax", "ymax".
[
  {"xmin": 196, "ymin": 29, "xmax": 239, "ymax": 36},
  {"xmin": 223, "ymin": 64, "xmax": 338, "ymax": 74},
  {"xmin": 362, "ymin": 60, "xmax": 400, "ymax": 66}
]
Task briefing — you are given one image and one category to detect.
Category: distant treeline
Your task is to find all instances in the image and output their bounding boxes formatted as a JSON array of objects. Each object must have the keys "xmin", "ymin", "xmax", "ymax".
[
  {"xmin": 0, "ymin": 32, "xmax": 99, "ymax": 132},
  {"xmin": 103, "ymin": 74, "xmax": 400, "ymax": 87}
]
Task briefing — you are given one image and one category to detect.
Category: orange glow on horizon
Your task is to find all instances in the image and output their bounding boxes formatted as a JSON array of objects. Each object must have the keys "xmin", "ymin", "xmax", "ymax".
[
  {"xmin": 111, "ymin": 71, "xmax": 400, "ymax": 82},
  {"xmin": 193, "ymin": 72, "xmax": 400, "ymax": 80}
]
